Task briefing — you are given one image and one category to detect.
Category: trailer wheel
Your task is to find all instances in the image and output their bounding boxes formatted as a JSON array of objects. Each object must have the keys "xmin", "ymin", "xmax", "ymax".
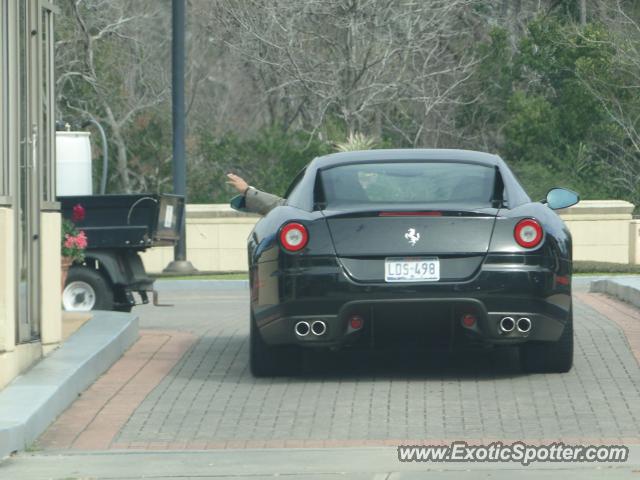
[{"xmin": 63, "ymin": 266, "xmax": 115, "ymax": 312}]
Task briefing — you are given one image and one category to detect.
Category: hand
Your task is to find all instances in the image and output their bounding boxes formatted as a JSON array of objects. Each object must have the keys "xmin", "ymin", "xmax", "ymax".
[{"xmin": 226, "ymin": 173, "xmax": 249, "ymax": 194}]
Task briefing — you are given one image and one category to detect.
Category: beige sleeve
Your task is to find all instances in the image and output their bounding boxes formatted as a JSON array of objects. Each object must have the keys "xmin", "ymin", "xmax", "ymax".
[{"xmin": 244, "ymin": 187, "xmax": 285, "ymax": 216}]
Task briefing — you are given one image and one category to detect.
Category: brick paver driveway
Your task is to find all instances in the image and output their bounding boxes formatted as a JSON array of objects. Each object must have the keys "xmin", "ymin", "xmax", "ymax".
[{"xmin": 38, "ymin": 279, "xmax": 640, "ymax": 450}]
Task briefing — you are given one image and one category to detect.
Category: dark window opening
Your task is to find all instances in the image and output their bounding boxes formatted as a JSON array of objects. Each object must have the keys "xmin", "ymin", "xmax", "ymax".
[{"xmin": 318, "ymin": 162, "xmax": 496, "ymax": 208}]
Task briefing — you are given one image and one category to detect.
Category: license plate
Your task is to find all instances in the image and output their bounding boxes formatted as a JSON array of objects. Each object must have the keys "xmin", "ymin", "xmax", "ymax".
[{"xmin": 385, "ymin": 257, "xmax": 440, "ymax": 282}]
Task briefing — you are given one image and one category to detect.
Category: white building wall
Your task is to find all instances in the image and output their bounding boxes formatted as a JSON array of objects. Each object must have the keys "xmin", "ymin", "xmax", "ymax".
[{"xmin": 141, "ymin": 200, "xmax": 640, "ymax": 274}]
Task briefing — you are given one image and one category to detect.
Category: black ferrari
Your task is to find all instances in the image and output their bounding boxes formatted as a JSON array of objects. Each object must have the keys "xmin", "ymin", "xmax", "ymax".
[{"xmin": 236, "ymin": 149, "xmax": 579, "ymax": 377}]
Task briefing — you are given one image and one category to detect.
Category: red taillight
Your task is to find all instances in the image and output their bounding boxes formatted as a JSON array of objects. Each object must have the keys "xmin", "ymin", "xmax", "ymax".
[
  {"xmin": 349, "ymin": 315, "xmax": 364, "ymax": 330},
  {"xmin": 279, "ymin": 222, "xmax": 309, "ymax": 252},
  {"xmin": 514, "ymin": 218, "xmax": 543, "ymax": 248},
  {"xmin": 461, "ymin": 313, "xmax": 477, "ymax": 328}
]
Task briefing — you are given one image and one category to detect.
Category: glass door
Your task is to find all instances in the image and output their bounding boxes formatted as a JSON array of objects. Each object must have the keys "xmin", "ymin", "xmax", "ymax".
[
  {"xmin": 16, "ymin": 0, "xmax": 53, "ymax": 343},
  {"xmin": 16, "ymin": 0, "xmax": 38, "ymax": 342}
]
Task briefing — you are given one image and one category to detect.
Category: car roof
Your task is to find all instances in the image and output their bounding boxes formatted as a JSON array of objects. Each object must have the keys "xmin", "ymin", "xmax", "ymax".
[
  {"xmin": 310, "ymin": 149, "xmax": 502, "ymax": 169},
  {"xmin": 284, "ymin": 148, "xmax": 531, "ymax": 211}
]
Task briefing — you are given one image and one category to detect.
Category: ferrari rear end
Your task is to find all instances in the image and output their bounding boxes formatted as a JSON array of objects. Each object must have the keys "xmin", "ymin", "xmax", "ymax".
[{"xmin": 248, "ymin": 151, "xmax": 576, "ymax": 376}]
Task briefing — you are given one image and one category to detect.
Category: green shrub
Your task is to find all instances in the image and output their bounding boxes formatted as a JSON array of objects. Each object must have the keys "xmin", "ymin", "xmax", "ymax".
[
  {"xmin": 188, "ymin": 127, "xmax": 332, "ymax": 203},
  {"xmin": 573, "ymin": 261, "xmax": 640, "ymax": 274}
]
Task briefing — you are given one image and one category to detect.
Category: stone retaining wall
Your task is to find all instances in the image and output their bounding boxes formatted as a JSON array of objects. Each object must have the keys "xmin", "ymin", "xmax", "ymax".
[{"xmin": 140, "ymin": 200, "xmax": 639, "ymax": 273}]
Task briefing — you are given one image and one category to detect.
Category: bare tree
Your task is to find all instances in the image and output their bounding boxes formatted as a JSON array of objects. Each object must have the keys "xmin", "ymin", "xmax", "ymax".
[
  {"xmin": 575, "ymin": 1, "xmax": 640, "ymax": 204},
  {"xmin": 53, "ymin": 0, "xmax": 640, "ymax": 205},
  {"xmin": 56, "ymin": 0, "xmax": 170, "ymax": 192},
  {"xmin": 204, "ymin": 0, "xmax": 482, "ymax": 146},
  {"xmin": 580, "ymin": 0, "xmax": 587, "ymax": 25}
]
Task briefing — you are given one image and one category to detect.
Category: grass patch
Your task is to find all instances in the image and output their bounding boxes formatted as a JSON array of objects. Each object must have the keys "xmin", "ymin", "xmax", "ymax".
[
  {"xmin": 153, "ymin": 272, "xmax": 248, "ymax": 280},
  {"xmin": 24, "ymin": 442, "xmax": 41, "ymax": 453},
  {"xmin": 573, "ymin": 261, "xmax": 640, "ymax": 275},
  {"xmin": 151, "ymin": 262, "xmax": 640, "ymax": 280}
]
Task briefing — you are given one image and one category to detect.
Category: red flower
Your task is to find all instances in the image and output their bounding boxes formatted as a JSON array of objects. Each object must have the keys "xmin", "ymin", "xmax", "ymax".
[
  {"xmin": 75, "ymin": 231, "xmax": 88, "ymax": 249},
  {"xmin": 72, "ymin": 204, "xmax": 85, "ymax": 223},
  {"xmin": 64, "ymin": 234, "xmax": 75, "ymax": 249}
]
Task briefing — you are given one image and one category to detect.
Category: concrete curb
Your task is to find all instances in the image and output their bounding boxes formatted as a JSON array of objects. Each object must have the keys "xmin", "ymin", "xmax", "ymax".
[
  {"xmin": 153, "ymin": 279, "xmax": 249, "ymax": 291},
  {"xmin": 0, "ymin": 311, "xmax": 139, "ymax": 460},
  {"xmin": 3, "ymin": 447, "xmax": 640, "ymax": 479},
  {"xmin": 589, "ymin": 276, "xmax": 640, "ymax": 309}
]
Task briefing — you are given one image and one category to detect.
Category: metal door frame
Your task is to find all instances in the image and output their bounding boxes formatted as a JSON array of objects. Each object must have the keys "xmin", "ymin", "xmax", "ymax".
[{"xmin": 14, "ymin": 0, "xmax": 56, "ymax": 343}]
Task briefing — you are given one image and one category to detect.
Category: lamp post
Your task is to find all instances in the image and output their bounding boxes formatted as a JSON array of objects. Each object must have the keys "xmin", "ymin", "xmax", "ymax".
[{"xmin": 164, "ymin": 0, "xmax": 196, "ymax": 273}]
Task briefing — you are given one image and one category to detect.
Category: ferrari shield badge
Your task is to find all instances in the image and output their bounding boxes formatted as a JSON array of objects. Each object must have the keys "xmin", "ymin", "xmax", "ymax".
[{"xmin": 404, "ymin": 228, "xmax": 420, "ymax": 246}]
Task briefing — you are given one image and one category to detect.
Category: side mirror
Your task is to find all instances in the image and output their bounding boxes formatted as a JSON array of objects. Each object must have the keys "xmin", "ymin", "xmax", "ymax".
[
  {"xmin": 545, "ymin": 188, "xmax": 579, "ymax": 210},
  {"xmin": 230, "ymin": 194, "xmax": 249, "ymax": 212}
]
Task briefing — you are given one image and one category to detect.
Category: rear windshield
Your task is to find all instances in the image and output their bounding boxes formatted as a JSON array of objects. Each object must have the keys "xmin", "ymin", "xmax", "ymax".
[{"xmin": 318, "ymin": 162, "xmax": 496, "ymax": 208}]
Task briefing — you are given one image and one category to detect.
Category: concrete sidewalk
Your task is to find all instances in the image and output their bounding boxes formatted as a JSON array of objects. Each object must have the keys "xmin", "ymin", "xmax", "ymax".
[
  {"xmin": 1, "ymin": 447, "xmax": 639, "ymax": 480},
  {"xmin": 590, "ymin": 275, "xmax": 640, "ymax": 310},
  {"xmin": 0, "ymin": 311, "xmax": 138, "ymax": 459}
]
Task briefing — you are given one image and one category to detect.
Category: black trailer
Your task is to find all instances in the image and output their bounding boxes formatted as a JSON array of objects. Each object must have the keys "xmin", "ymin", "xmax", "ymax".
[{"xmin": 59, "ymin": 194, "xmax": 184, "ymax": 312}]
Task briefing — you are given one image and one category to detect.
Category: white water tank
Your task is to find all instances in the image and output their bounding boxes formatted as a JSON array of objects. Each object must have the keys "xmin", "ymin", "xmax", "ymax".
[{"xmin": 56, "ymin": 131, "xmax": 93, "ymax": 196}]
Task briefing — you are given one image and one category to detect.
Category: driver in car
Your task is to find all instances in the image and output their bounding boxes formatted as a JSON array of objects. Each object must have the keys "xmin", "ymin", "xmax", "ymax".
[{"xmin": 226, "ymin": 173, "xmax": 285, "ymax": 216}]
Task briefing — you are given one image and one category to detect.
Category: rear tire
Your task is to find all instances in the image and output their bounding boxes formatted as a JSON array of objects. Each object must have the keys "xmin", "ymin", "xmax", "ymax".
[
  {"xmin": 520, "ymin": 310, "xmax": 573, "ymax": 373},
  {"xmin": 63, "ymin": 266, "xmax": 115, "ymax": 312},
  {"xmin": 250, "ymin": 314, "xmax": 299, "ymax": 377}
]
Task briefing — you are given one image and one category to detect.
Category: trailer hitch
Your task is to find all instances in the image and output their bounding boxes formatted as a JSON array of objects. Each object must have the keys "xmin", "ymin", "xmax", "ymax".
[
  {"xmin": 152, "ymin": 290, "xmax": 173, "ymax": 307},
  {"xmin": 138, "ymin": 290, "xmax": 173, "ymax": 307}
]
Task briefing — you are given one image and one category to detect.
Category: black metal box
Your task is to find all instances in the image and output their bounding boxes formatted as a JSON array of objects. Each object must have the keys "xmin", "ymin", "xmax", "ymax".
[{"xmin": 59, "ymin": 194, "xmax": 185, "ymax": 250}]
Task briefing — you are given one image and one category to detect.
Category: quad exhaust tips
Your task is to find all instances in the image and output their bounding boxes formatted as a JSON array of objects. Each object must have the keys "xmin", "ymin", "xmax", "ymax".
[
  {"xmin": 499, "ymin": 316, "xmax": 515, "ymax": 333},
  {"xmin": 498, "ymin": 316, "xmax": 532, "ymax": 334},
  {"xmin": 294, "ymin": 321, "xmax": 310, "ymax": 336},
  {"xmin": 295, "ymin": 320, "xmax": 327, "ymax": 337},
  {"xmin": 516, "ymin": 317, "xmax": 532, "ymax": 333}
]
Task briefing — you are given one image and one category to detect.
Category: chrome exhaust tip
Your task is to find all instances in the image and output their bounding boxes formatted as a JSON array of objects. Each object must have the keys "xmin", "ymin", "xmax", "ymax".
[
  {"xmin": 517, "ymin": 317, "xmax": 532, "ymax": 333},
  {"xmin": 311, "ymin": 320, "xmax": 327, "ymax": 336},
  {"xmin": 294, "ymin": 321, "xmax": 310, "ymax": 337},
  {"xmin": 499, "ymin": 316, "xmax": 516, "ymax": 333}
]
